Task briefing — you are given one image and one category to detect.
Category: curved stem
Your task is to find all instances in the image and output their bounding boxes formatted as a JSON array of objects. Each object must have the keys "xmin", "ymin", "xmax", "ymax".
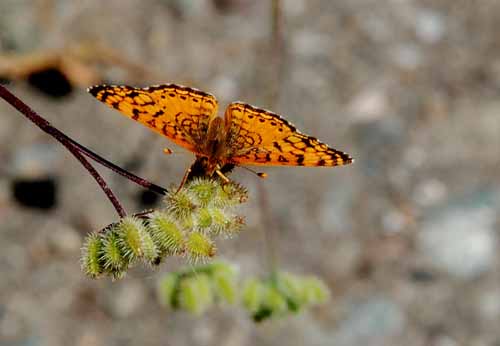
[
  {"xmin": 64, "ymin": 135, "xmax": 167, "ymax": 195},
  {"xmin": 0, "ymin": 84, "xmax": 169, "ymax": 218}
]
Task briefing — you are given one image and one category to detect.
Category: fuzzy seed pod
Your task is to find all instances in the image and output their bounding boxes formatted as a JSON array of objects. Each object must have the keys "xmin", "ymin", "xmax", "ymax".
[
  {"xmin": 178, "ymin": 274, "xmax": 213, "ymax": 315},
  {"xmin": 212, "ymin": 181, "xmax": 248, "ymax": 207},
  {"xmin": 298, "ymin": 277, "xmax": 330, "ymax": 305},
  {"xmin": 157, "ymin": 273, "xmax": 179, "ymax": 307},
  {"xmin": 148, "ymin": 211, "xmax": 185, "ymax": 255},
  {"xmin": 164, "ymin": 187, "xmax": 196, "ymax": 220},
  {"xmin": 186, "ymin": 231, "xmax": 216, "ymax": 262},
  {"xmin": 195, "ymin": 207, "xmax": 213, "ymax": 230},
  {"xmin": 101, "ymin": 231, "xmax": 127, "ymax": 271},
  {"xmin": 81, "ymin": 232, "xmax": 104, "ymax": 278},
  {"xmin": 141, "ymin": 229, "xmax": 158, "ymax": 265},
  {"xmin": 210, "ymin": 210, "xmax": 245, "ymax": 237},
  {"xmin": 211, "ymin": 263, "xmax": 238, "ymax": 304},
  {"xmin": 117, "ymin": 216, "xmax": 152, "ymax": 262},
  {"xmin": 242, "ymin": 279, "xmax": 266, "ymax": 314},
  {"xmin": 187, "ymin": 178, "xmax": 218, "ymax": 206}
]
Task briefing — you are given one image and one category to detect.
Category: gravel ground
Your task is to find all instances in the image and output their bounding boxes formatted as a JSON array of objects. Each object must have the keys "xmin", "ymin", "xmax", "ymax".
[{"xmin": 1, "ymin": 1, "xmax": 500, "ymax": 345}]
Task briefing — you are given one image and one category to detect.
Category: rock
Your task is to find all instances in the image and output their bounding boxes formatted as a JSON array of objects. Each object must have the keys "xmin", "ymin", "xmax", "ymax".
[
  {"xmin": 46, "ymin": 222, "xmax": 81, "ymax": 255},
  {"xmin": 291, "ymin": 30, "xmax": 331, "ymax": 58},
  {"xmin": 477, "ymin": 289, "xmax": 500, "ymax": 322},
  {"xmin": 415, "ymin": 9, "xmax": 446, "ymax": 44},
  {"xmin": 8, "ymin": 143, "xmax": 61, "ymax": 179},
  {"xmin": 283, "ymin": 0, "xmax": 305, "ymax": 18},
  {"xmin": 333, "ymin": 297, "xmax": 406, "ymax": 346},
  {"xmin": 348, "ymin": 87, "xmax": 389, "ymax": 124},
  {"xmin": 413, "ymin": 179, "xmax": 448, "ymax": 207},
  {"xmin": 165, "ymin": 0, "xmax": 211, "ymax": 18},
  {"xmin": 390, "ymin": 44, "xmax": 422, "ymax": 70},
  {"xmin": 107, "ymin": 281, "xmax": 147, "ymax": 318},
  {"xmin": 418, "ymin": 202, "xmax": 496, "ymax": 280},
  {"xmin": 382, "ymin": 209, "xmax": 407, "ymax": 233}
]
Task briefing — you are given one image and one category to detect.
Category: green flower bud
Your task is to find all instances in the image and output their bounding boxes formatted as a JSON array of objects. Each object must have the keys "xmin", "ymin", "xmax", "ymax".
[
  {"xmin": 117, "ymin": 216, "xmax": 151, "ymax": 262},
  {"xmin": 81, "ymin": 232, "xmax": 104, "ymax": 278},
  {"xmin": 101, "ymin": 231, "xmax": 127, "ymax": 271},
  {"xmin": 178, "ymin": 274, "xmax": 213, "ymax": 315},
  {"xmin": 164, "ymin": 187, "xmax": 196, "ymax": 221},
  {"xmin": 148, "ymin": 211, "xmax": 185, "ymax": 255},
  {"xmin": 187, "ymin": 178, "xmax": 217, "ymax": 206},
  {"xmin": 186, "ymin": 231, "xmax": 216, "ymax": 262},
  {"xmin": 157, "ymin": 273, "xmax": 179, "ymax": 307}
]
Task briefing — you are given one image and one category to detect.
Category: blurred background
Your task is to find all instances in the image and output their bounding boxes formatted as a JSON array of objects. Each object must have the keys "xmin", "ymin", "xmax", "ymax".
[{"xmin": 1, "ymin": 0, "xmax": 500, "ymax": 345}]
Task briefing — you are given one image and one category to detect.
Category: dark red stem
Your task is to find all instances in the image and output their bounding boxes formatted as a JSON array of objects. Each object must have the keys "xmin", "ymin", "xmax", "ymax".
[{"xmin": 0, "ymin": 84, "xmax": 168, "ymax": 218}]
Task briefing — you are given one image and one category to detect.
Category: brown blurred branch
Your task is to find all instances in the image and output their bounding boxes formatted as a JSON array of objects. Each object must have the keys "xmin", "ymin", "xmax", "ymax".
[
  {"xmin": 258, "ymin": 0, "xmax": 286, "ymax": 274},
  {"xmin": 268, "ymin": 0, "xmax": 286, "ymax": 103}
]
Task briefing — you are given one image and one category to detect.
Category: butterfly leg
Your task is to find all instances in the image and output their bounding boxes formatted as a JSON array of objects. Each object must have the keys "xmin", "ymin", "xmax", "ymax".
[
  {"xmin": 176, "ymin": 167, "xmax": 192, "ymax": 193},
  {"xmin": 215, "ymin": 169, "xmax": 231, "ymax": 184}
]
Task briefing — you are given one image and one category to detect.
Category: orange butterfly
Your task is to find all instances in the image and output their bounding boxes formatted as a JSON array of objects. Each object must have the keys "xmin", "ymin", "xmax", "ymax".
[{"xmin": 88, "ymin": 84, "xmax": 353, "ymax": 181}]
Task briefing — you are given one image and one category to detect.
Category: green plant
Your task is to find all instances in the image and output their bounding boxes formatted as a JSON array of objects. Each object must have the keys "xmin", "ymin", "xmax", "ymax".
[
  {"xmin": 156, "ymin": 261, "xmax": 330, "ymax": 321},
  {"xmin": 80, "ymin": 178, "xmax": 247, "ymax": 279}
]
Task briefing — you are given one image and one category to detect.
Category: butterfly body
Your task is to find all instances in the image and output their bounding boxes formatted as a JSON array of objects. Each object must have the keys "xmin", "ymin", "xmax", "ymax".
[
  {"xmin": 202, "ymin": 116, "xmax": 228, "ymax": 175},
  {"xmin": 88, "ymin": 84, "xmax": 353, "ymax": 178}
]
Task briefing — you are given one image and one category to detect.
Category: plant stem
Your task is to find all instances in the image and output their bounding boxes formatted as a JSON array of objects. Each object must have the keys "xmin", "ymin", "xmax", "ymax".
[
  {"xmin": 0, "ymin": 84, "xmax": 168, "ymax": 217},
  {"xmin": 64, "ymin": 135, "xmax": 167, "ymax": 195}
]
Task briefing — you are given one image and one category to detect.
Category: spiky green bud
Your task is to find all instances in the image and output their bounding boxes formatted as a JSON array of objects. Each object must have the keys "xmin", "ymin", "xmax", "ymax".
[
  {"xmin": 186, "ymin": 231, "xmax": 216, "ymax": 262},
  {"xmin": 240, "ymin": 272, "xmax": 332, "ymax": 321},
  {"xmin": 178, "ymin": 274, "xmax": 213, "ymax": 315},
  {"xmin": 157, "ymin": 273, "xmax": 179, "ymax": 307},
  {"xmin": 148, "ymin": 211, "xmax": 185, "ymax": 255},
  {"xmin": 196, "ymin": 207, "xmax": 213, "ymax": 229},
  {"xmin": 211, "ymin": 263, "xmax": 238, "ymax": 304},
  {"xmin": 298, "ymin": 276, "xmax": 330, "ymax": 305},
  {"xmin": 187, "ymin": 178, "xmax": 217, "ymax": 206},
  {"xmin": 101, "ymin": 231, "xmax": 127, "ymax": 271},
  {"xmin": 242, "ymin": 279, "xmax": 266, "ymax": 314},
  {"xmin": 81, "ymin": 232, "xmax": 104, "ymax": 278},
  {"xmin": 141, "ymin": 228, "xmax": 158, "ymax": 264},
  {"xmin": 263, "ymin": 285, "xmax": 288, "ymax": 315},
  {"xmin": 164, "ymin": 187, "xmax": 196, "ymax": 220},
  {"xmin": 117, "ymin": 216, "xmax": 151, "ymax": 262},
  {"xmin": 212, "ymin": 181, "xmax": 248, "ymax": 207},
  {"xmin": 210, "ymin": 210, "xmax": 245, "ymax": 237}
]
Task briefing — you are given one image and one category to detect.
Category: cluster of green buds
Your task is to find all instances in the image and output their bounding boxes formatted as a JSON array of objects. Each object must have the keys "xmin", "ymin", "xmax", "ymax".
[
  {"xmin": 156, "ymin": 261, "xmax": 331, "ymax": 322},
  {"xmin": 242, "ymin": 272, "xmax": 330, "ymax": 322},
  {"xmin": 157, "ymin": 261, "xmax": 239, "ymax": 315},
  {"xmin": 81, "ymin": 178, "xmax": 248, "ymax": 279}
]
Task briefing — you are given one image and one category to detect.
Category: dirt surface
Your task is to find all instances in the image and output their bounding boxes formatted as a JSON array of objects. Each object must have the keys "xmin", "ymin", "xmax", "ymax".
[{"xmin": 1, "ymin": 1, "xmax": 500, "ymax": 345}]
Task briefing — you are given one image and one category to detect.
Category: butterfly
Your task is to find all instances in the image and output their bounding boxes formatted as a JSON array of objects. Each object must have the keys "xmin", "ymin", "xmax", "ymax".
[{"xmin": 88, "ymin": 84, "xmax": 353, "ymax": 181}]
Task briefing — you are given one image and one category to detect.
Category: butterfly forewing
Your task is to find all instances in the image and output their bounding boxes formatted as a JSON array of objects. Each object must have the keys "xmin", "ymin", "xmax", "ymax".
[{"xmin": 88, "ymin": 84, "xmax": 218, "ymax": 154}]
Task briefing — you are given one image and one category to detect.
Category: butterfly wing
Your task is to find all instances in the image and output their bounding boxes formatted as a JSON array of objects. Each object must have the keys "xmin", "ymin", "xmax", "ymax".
[
  {"xmin": 88, "ymin": 84, "xmax": 218, "ymax": 154},
  {"xmin": 224, "ymin": 102, "xmax": 353, "ymax": 166}
]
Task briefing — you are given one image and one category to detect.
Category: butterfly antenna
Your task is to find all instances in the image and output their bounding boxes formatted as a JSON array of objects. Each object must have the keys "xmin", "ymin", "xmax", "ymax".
[
  {"xmin": 176, "ymin": 167, "xmax": 192, "ymax": 193},
  {"xmin": 240, "ymin": 166, "xmax": 268, "ymax": 179}
]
